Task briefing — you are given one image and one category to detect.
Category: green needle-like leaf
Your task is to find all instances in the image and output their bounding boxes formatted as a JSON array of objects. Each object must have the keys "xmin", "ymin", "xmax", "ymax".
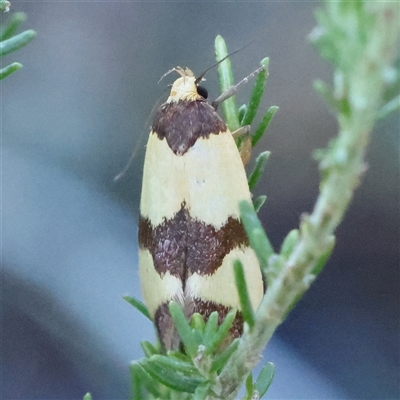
[
  {"xmin": 313, "ymin": 79, "xmax": 337, "ymax": 112},
  {"xmin": 0, "ymin": 29, "xmax": 36, "ymax": 56},
  {"xmin": 82, "ymin": 393, "xmax": 92, "ymax": 400},
  {"xmin": 252, "ymin": 105, "xmax": 279, "ymax": 147},
  {"xmin": 191, "ymin": 313, "xmax": 206, "ymax": 333},
  {"xmin": 0, "ymin": 61, "xmax": 22, "ymax": 80},
  {"xmin": 311, "ymin": 235, "xmax": 335, "ymax": 275},
  {"xmin": 140, "ymin": 355, "xmax": 207, "ymax": 393},
  {"xmin": 123, "ymin": 295, "xmax": 151, "ymax": 321},
  {"xmin": 253, "ymin": 195, "xmax": 267, "ymax": 213},
  {"xmin": 203, "ymin": 311, "xmax": 219, "ymax": 342},
  {"xmin": 244, "ymin": 373, "xmax": 254, "ymax": 400},
  {"xmin": 193, "ymin": 382, "xmax": 212, "ymax": 400},
  {"xmin": 209, "ymin": 339, "xmax": 239, "ymax": 374},
  {"xmin": 169, "ymin": 301, "xmax": 199, "ymax": 358},
  {"xmin": 0, "ymin": 0, "xmax": 10, "ymax": 13},
  {"xmin": 0, "ymin": 12, "xmax": 26, "ymax": 41},
  {"xmin": 233, "ymin": 260, "xmax": 255, "ymax": 328},
  {"xmin": 377, "ymin": 95, "xmax": 400, "ymax": 120},
  {"xmin": 215, "ymin": 35, "xmax": 240, "ymax": 131},
  {"xmin": 239, "ymin": 201, "xmax": 274, "ymax": 269},
  {"xmin": 238, "ymin": 104, "xmax": 248, "ymax": 124},
  {"xmin": 241, "ymin": 58, "xmax": 269, "ymax": 126},
  {"xmin": 254, "ymin": 362, "xmax": 275, "ymax": 398},
  {"xmin": 248, "ymin": 151, "xmax": 270, "ymax": 190},
  {"xmin": 141, "ymin": 340, "xmax": 160, "ymax": 358},
  {"xmin": 130, "ymin": 361, "xmax": 161, "ymax": 398},
  {"xmin": 280, "ymin": 229, "xmax": 300, "ymax": 259},
  {"xmin": 205, "ymin": 308, "xmax": 236, "ymax": 355}
]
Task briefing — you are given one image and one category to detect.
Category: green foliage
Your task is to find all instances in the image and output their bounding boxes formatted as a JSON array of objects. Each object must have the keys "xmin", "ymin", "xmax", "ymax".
[
  {"xmin": 310, "ymin": 1, "xmax": 399, "ymax": 120},
  {"xmin": 243, "ymin": 363, "xmax": 275, "ymax": 400},
  {"xmin": 0, "ymin": 11, "xmax": 36, "ymax": 79},
  {"xmin": 240, "ymin": 57, "xmax": 269, "ymax": 126},
  {"xmin": 233, "ymin": 260, "xmax": 255, "ymax": 328},
  {"xmin": 239, "ymin": 201, "xmax": 274, "ymax": 272},
  {"xmin": 126, "ymin": 2, "xmax": 399, "ymax": 399},
  {"xmin": 0, "ymin": 0, "xmax": 10, "ymax": 13},
  {"xmin": 215, "ymin": 35, "xmax": 278, "ymax": 173},
  {"xmin": 123, "ymin": 295, "xmax": 151, "ymax": 321},
  {"xmin": 215, "ymin": 3, "xmax": 399, "ymax": 398},
  {"xmin": 130, "ymin": 304, "xmax": 242, "ymax": 399},
  {"xmin": 214, "ymin": 35, "xmax": 240, "ymax": 131},
  {"xmin": 248, "ymin": 151, "xmax": 270, "ymax": 191}
]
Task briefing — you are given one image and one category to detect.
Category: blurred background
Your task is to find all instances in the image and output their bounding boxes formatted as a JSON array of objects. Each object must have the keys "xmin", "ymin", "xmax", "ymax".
[{"xmin": 1, "ymin": 2, "xmax": 398, "ymax": 399}]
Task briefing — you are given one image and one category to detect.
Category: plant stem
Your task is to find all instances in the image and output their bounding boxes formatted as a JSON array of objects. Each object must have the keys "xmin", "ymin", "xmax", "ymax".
[{"xmin": 217, "ymin": 3, "xmax": 399, "ymax": 397}]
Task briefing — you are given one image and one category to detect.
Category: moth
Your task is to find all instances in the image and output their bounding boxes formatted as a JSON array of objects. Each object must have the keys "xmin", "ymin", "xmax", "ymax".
[{"xmin": 138, "ymin": 66, "xmax": 263, "ymax": 350}]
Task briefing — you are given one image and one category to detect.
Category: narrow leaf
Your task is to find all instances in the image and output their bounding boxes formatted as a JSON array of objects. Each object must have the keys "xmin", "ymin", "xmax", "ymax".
[
  {"xmin": 210, "ymin": 339, "xmax": 239, "ymax": 374},
  {"xmin": 0, "ymin": 12, "xmax": 26, "ymax": 41},
  {"xmin": 248, "ymin": 151, "xmax": 270, "ymax": 190},
  {"xmin": 190, "ymin": 312, "xmax": 206, "ymax": 333},
  {"xmin": 239, "ymin": 201, "xmax": 274, "ymax": 269},
  {"xmin": 82, "ymin": 393, "xmax": 92, "ymax": 400},
  {"xmin": 238, "ymin": 104, "xmax": 248, "ymax": 124},
  {"xmin": 149, "ymin": 354, "xmax": 199, "ymax": 375},
  {"xmin": 140, "ymin": 356, "xmax": 206, "ymax": 393},
  {"xmin": 377, "ymin": 94, "xmax": 400, "ymax": 120},
  {"xmin": 215, "ymin": 35, "xmax": 240, "ymax": 131},
  {"xmin": 244, "ymin": 372, "xmax": 254, "ymax": 400},
  {"xmin": 242, "ymin": 57, "xmax": 269, "ymax": 126},
  {"xmin": 205, "ymin": 308, "xmax": 236, "ymax": 354},
  {"xmin": 252, "ymin": 105, "xmax": 279, "ymax": 147},
  {"xmin": 254, "ymin": 362, "xmax": 275, "ymax": 397},
  {"xmin": 311, "ymin": 235, "xmax": 335, "ymax": 275},
  {"xmin": 130, "ymin": 361, "xmax": 161, "ymax": 398},
  {"xmin": 233, "ymin": 260, "xmax": 255, "ymax": 328},
  {"xmin": 313, "ymin": 79, "xmax": 337, "ymax": 112},
  {"xmin": 280, "ymin": 229, "xmax": 300, "ymax": 259},
  {"xmin": 253, "ymin": 195, "xmax": 267, "ymax": 213},
  {"xmin": 141, "ymin": 340, "xmax": 160, "ymax": 358},
  {"xmin": 0, "ymin": 29, "xmax": 36, "ymax": 56},
  {"xmin": 193, "ymin": 382, "xmax": 211, "ymax": 400},
  {"xmin": 169, "ymin": 301, "xmax": 199, "ymax": 357},
  {"xmin": 0, "ymin": 62, "xmax": 22, "ymax": 80},
  {"xmin": 203, "ymin": 311, "xmax": 219, "ymax": 342},
  {"xmin": 123, "ymin": 295, "xmax": 151, "ymax": 321}
]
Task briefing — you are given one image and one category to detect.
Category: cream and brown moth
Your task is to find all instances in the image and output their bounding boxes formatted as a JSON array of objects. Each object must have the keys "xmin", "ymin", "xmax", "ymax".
[{"xmin": 138, "ymin": 67, "xmax": 263, "ymax": 350}]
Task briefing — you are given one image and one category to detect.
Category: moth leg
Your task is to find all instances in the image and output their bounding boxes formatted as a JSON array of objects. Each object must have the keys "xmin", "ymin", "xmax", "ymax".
[{"xmin": 211, "ymin": 65, "xmax": 265, "ymax": 111}]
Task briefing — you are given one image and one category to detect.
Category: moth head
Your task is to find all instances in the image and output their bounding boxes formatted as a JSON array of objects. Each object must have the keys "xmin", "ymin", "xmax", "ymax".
[{"xmin": 159, "ymin": 67, "xmax": 208, "ymax": 103}]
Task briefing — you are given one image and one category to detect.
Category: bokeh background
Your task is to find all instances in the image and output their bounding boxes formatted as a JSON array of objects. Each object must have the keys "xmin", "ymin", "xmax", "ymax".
[{"xmin": 2, "ymin": 2, "xmax": 399, "ymax": 399}]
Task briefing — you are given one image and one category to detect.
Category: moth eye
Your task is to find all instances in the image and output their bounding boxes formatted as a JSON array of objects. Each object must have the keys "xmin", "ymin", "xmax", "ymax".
[{"xmin": 196, "ymin": 85, "xmax": 208, "ymax": 99}]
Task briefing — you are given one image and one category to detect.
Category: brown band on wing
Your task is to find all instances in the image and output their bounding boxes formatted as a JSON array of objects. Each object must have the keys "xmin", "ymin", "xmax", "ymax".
[
  {"xmin": 139, "ymin": 203, "xmax": 249, "ymax": 279},
  {"xmin": 139, "ymin": 206, "xmax": 188, "ymax": 281},
  {"xmin": 185, "ymin": 216, "xmax": 249, "ymax": 276},
  {"xmin": 152, "ymin": 100, "xmax": 227, "ymax": 155},
  {"xmin": 154, "ymin": 299, "xmax": 244, "ymax": 350},
  {"xmin": 191, "ymin": 298, "xmax": 244, "ymax": 339},
  {"xmin": 154, "ymin": 302, "xmax": 181, "ymax": 350}
]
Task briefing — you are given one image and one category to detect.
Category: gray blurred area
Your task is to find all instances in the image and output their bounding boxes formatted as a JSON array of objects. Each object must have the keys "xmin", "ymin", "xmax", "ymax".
[{"xmin": 1, "ymin": 2, "xmax": 399, "ymax": 399}]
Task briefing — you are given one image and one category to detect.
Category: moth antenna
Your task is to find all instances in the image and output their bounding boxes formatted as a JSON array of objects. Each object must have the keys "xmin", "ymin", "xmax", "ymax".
[
  {"xmin": 158, "ymin": 67, "xmax": 180, "ymax": 84},
  {"xmin": 114, "ymin": 148, "xmax": 137, "ymax": 181},
  {"xmin": 114, "ymin": 96, "xmax": 165, "ymax": 181},
  {"xmin": 195, "ymin": 39, "xmax": 255, "ymax": 85},
  {"xmin": 158, "ymin": 66, "xmax": 194, "ymax": 84}
]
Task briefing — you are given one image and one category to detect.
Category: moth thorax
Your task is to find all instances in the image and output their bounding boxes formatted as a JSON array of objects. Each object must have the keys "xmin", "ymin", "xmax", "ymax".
[{"xmin": 168, "ymin": 76, "xmax": 200, "ymax": 103}]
